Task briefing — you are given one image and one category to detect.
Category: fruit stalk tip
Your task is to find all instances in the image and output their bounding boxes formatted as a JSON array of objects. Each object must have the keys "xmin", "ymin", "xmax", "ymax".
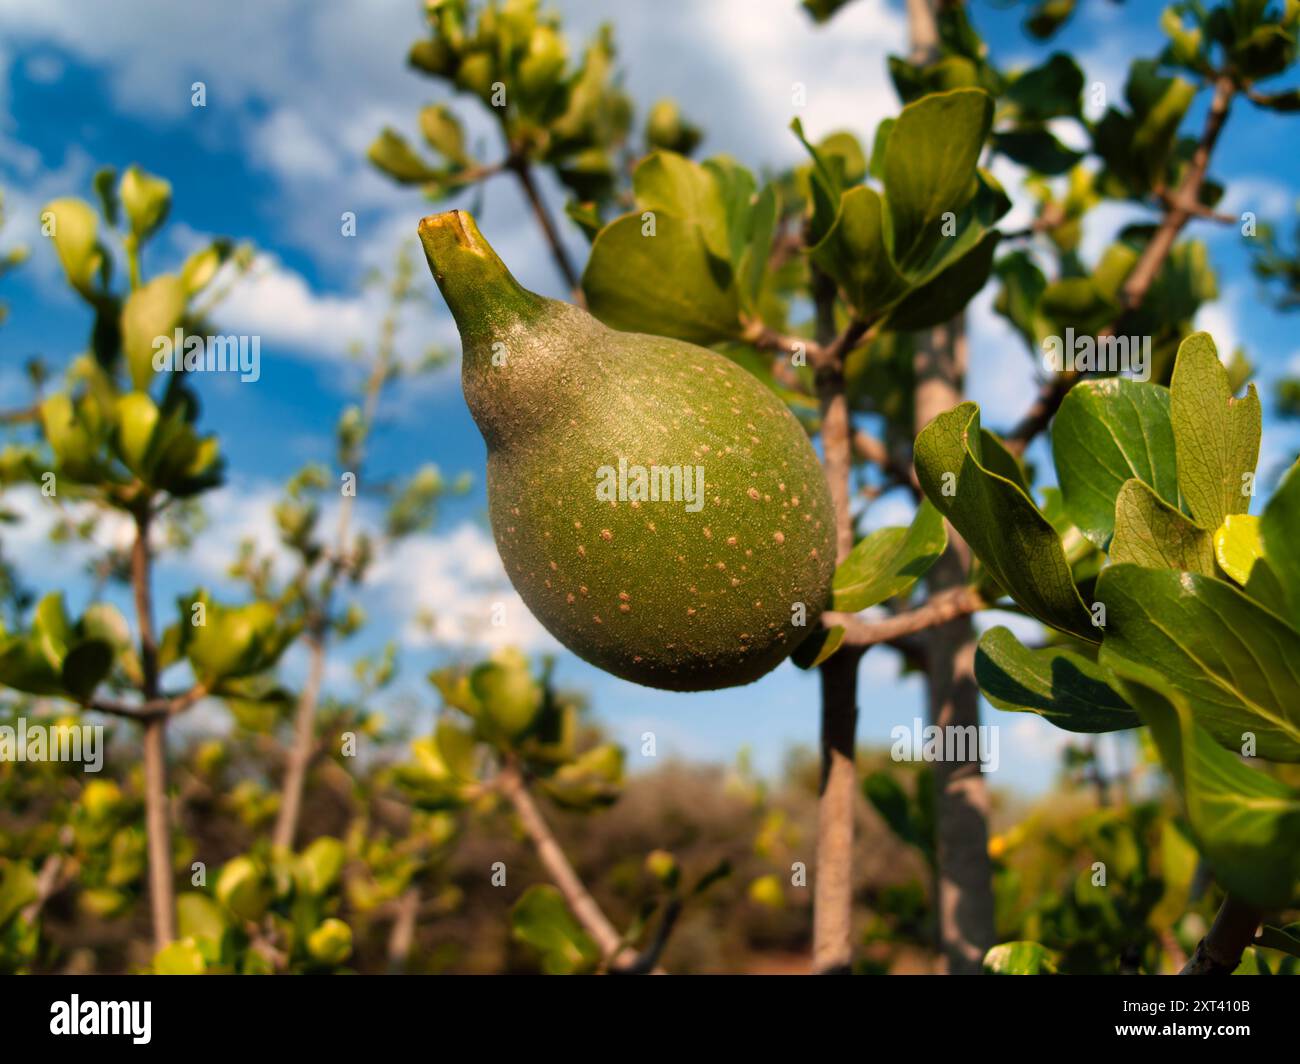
[{"xmin": 415, "ymin": 209, "xmax": 539, "ymax": 334}]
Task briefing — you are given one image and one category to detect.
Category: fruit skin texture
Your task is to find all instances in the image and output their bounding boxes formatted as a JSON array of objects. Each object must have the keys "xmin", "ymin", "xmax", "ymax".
[{"xmin": 419, "ymin": 210, "xmax": 835, "ymax": 691}]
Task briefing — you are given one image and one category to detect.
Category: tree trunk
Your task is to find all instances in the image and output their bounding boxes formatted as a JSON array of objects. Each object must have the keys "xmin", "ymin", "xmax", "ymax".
[
  {"xmin": 132, "ymin": 508, "xmax": 174, "ymax": 951},
  {"xmin": 914, "ymin": 316, "xmax": 996, "ymax": 974},
  {"xmin": 811, "ymin": 268, "xmax": 862, "ymax": 974},
  {"xmin": 272, "ymin": 631, "xmax": 327, "ymax": 851}
]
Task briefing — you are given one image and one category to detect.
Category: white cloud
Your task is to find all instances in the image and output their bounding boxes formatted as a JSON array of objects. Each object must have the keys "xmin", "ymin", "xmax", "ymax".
[
  {"xmin": 1220, "ymin": 176, "xmax": 1294, "ymax": 224},
  {"xmin": 1194, "ymin": 282, "xmax": 1244, "ymax": 361},
  {"xmin": 369, "ymin": 521, "xmax": 560, "ymax": 655},
  {"xmin": 252, "ymin": 108, "xmax": 341, "ymax": 183},
  {"xmin": 217, "ymin": 253, "xmax": 376, "ymax": 359}
]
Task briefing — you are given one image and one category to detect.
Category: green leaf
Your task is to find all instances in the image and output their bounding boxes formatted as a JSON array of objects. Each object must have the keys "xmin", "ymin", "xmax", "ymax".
[
  {"xmin": 791, "ymin": 624, "xmax": 845, "ymax": 669},
  {"xmin": 119, "ymin": 166, "xmax": 172, "ymax": 241},
  {"xmin": 510, "ymin": 884, "xmax": 600, "ymax": 975},
  {"xmin": 367, "ymin": 128, "xmax": 440, "ymax": 185},
  {"xmin": 790, "ymin": 117, "xmax": 845, "ymax": 246},
  {"xmin": 40, "ymin": 393, "xmax": 105, "ymax": 483},
  {"xmin": 1096, "ymin": 565, "xmax": 1300, "ymax": 761},
  {"xmin": 983, "ymin": 941, "xmax": 1060, "ymax": 974},
  {"xmin": 42, "ymin": 198, "xmax": 103, "ymax": 298},
  {"xmin": 306, "ymin": 918, "xmax": 353, "ymax": 965},
  {"xmin": 862, "ymin": 771, "xmax": 933, "ymax": 862},
  {"xmin": 175, "ymin": 889, "xmax": 228, "ymax": 946},
  {"xmin": 1109, "ymin": 661, "xmax": 1300, "ymax": 909},
  {"xmin": 419, "ymin": 104, "xmax": 469, "ymax": 166},
  {"xmin": 832, "ymin": 499, "xmax": 946, "ymax": 612},
  {"xmin": 738, "ymin": 183, "xmax": 778, "ymax": 312},
  {"xmin": 1005, "ymin": 53, "xmax": 1084, "ymax": 120},
  {"xmin": 1170, "ymin": 332, "xmax": 1261, "ymax": 530},
  {"xmin": 180, "ymin": 242, "xmax": 229, "ymax": 295},
  {"xmin": 993, "ymin": 251, "xmax": 1047, "ymax": 351},
  {"xmin": 1256, "ymin": 924, "xmax": 1300, "ymax": 960},
  {"xmin": 0, "ymin": 860, "xmax": 38, "ymax": 926},
  {"xmin": 811, "ymin": 186, "xmax": 907, "ymax": 320},
  {"xmin": 183, "ymin": 595, "xmax": 288, "ymax": 686},
  {"xmin": 152, "ymin": 938, "xmax": 207, "ymax": 975},
  {"xmin": 470, "ymin": 651, "xmax": 542, "ymax": 742},
  {"xmin": 60, "ymin": 640, "xmax": 113, "ymax": 701},
  {"xmin": 633, "ymin": 152, "xmax": 730, "ymax": 261},
  {"xmin": 1051, "ymin": 378, "xmax": 1178, "ymax": 548},
  {"xmin": 992, "ymin": 129, "xmax": 1082, "ymax": 175},
  {"xmin": 582, "ymin": 211, "xmax": 741, "ymax": 344},
  {"xmin": 1214, "ymin": 514, "xmax": 1264, "ymax": 586},
  {"xmin": 883, "ymin": 88, "xmax": 993, "ymax": 277},
  {"xmin": 915, "ymin": 402, "xmax": 1097, "ymax": 641},
  {"xmin": 975, "ymin": 626, "xmax": 1138, "ymax": 732},
  {"xmin": 1251, "ymin": 461, "xmax": 1300, "ymax": 626},
  {"xmin": 885, "ymin": 229, "xmax": 1000, "ymax": 330},
  {"xmin": 294, "ymin": 837, "xmax": 346, "ymax": 895},
  {"xmin": 1109, "ymin": 478, "xmax": 1214, "ymax": 575},
  {"xmin": 541, "ymin": 743, "xmax": 624, "ymax": 810},
  {"xmin": 817, "ymin": 131, "xmax": 868, "ymax": 185},
  {"xmin": 120, "ymin": 275, "xmax": 186, "ymax": 391},
  {"xmin": 114, "ymin": 391, "xmax": 161, "ymax": 473},
  {"xmin": 215, "ymin": 855, "xmax": 273, "ymax": 922}
]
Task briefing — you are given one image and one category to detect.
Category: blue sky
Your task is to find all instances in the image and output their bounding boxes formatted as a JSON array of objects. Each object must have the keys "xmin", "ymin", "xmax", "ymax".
[{"xmin": 1, "ymin": 0, "xmax": 1298, "ymax": 795}]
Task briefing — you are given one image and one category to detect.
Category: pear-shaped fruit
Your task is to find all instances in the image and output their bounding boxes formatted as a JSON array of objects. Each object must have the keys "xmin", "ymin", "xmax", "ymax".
[{"xmin": 419, "ymin": 210, "xmax": 835, "ymax": 691}]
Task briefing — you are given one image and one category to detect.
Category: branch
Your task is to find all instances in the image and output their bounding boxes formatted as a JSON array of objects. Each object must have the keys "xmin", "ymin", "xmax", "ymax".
[
  {"xmin": 510, "ymin": 157, "xmax": 582, "ymax": 301},
  {"xmin": 614, "ymin": 897, "xmax": 682, "ymax": 976},
  {"xmin": 852, "ymin": 429, "xmax": 921, "ymax": 497},
  {"xmin": 741, "ymin": 320, "xmax": 825, "ymax": 363},
  {"xmin": 495, "ymin": 760, "xmax": 647, "ymax": 972},
  {"xmin": 810, "ymin": 260, "xmax": 864, "ymax": 975},
  {"xmin": 827, "ymin": 585, "xmax": 987, "ymax": 648},
  {"xmin": 19, "ymin": 851, "xmax": 65, "ymax": 925},
  {"xmin": 131, "ymin": 504, "xmax": 175, "ymax": 951},
  {"xmin": 88, "ymin": 684, "xmax": 208, "ymax": 721},
  {"xmin": 1180, "ymin": 894, "xmax": 1262, "ymax": 974},
  {"xmin": 1003, "ymin": 75, "xmax": 1237, "ymax": 456}
]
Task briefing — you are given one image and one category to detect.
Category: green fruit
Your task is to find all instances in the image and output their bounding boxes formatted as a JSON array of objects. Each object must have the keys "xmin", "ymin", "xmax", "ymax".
[{"xmin": 418, "ymin": 210, "xmax": 835, "ymax": 691}]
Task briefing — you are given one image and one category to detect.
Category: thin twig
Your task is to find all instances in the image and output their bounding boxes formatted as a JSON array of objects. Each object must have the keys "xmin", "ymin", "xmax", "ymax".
[
  {"xmin": 827, "ymin": 586, "xmax": 987, "ymax": 648},
  {"xmin": 1003, "ymin": 75, "xmax": 1237, "ymax": 456},
  {"xmin": 495, "ymin": 760, "xmax": 645, "ymax": 972},
  {"xmin": 131, "ymin": 504, "xmax": 175, "ymax": 951},
  {"xmin": 510, "ymin": 157, "xmax": 582, "ymax": 301},
  {"xmin": 1180, "ymin": 894, "xmax": 1262, "ymax": 975}
]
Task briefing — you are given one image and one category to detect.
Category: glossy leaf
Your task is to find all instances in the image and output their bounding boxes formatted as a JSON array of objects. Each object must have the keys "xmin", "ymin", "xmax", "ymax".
[
  {"xmin": 1096, "ymin": 565, "xmax": 1300, "ymax": 761},
  {"xmin": 915, "ymin": 402, "xmax": 1097, "ymax": 641},
  {"xmin": 1215, "ymin": 514, "xmax": 1263, "ymax": 586},
  {"xmin": 470, "ymin": 650, "xmax": 543, "ymax": 741},
  {"xmin": 42, "ymin": 198, "xmax": 103, "ymax": 298},
  {"xmin": 582, "ymin": 211, "xmax": 740, "ymax": 344},
  {"xmin": 811, "ymin": 186, "xmax": 906, "ymax": 320},
  {"xmin": 1170, "ymin": 332, "xmax": 1261, "ymax": 531},
  {"xmin": 791, "ymin": 624, "xmax": 845, "ymax": 669},
  {"xmin": 832, "ymin": 499, "xmax": 947, "ymax": 612},
  {"xmin": 1051, "ymin": 378, "xmax": 1178, "ymax": 549},
  {"xmin": 1109, "ymin": 478, "xmax": 1214, "ymax": 575},
  {"xmin": 975, "ymin": 626, "xmax": 1137, "ymax": 732},
  {"xmin": 1109, "ymin": 662, "xmax": 1300, "ymax": 909},
  {"xmin": 634, "ymin": 152, "xmax": 729, "ymax": 260},
  {"xmin": 120, "ymin": 275, "xmax": 186, "ymax": 391},
  {"xmin": 885, "ymin": 230, "xmax": 999, "ymax": 330},
  {"xmin": 119, "ymin": 166, "xmax": 172, "ymax": 241},
  {"xmin": 510, "ymin": 884, "xmax": 600, "ymax": 975},
  {"xmin": 1252, "ymin": 461, "xmax": 1300, "ymax": 626},
  {"xmin": 883, "ymin": 88, "xmax": 993, "ymax": 277}
]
